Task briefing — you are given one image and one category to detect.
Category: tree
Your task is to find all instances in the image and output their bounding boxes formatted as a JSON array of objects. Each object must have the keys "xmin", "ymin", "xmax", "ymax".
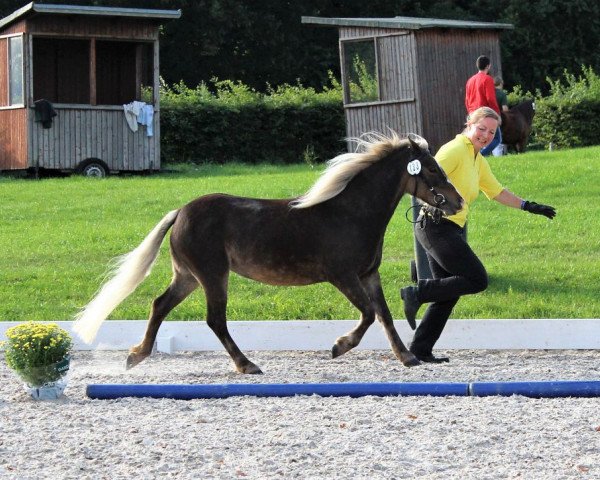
[{"xmin": 1, "ymin": 0, "xmax": 598, "ymax": 94}]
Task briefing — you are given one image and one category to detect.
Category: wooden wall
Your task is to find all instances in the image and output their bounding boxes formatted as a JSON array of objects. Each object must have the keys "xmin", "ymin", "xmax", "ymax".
[
  {"xmin": 26, "ymin": 16, "xmax": 159, "ymax": 41},
  {"xmin": 28, "ymin": 106, "xmax": 160, "ymax": 171},
  {"xmin": 0, "ymin": 108, "xmax": 27, "ymax": 169},
  {"xmin": 0, "ymin": 31, "xmax": 27, "ymax": 169},
  {"xmin": 344, "ymin": 102, "xmax": 420, "ymax": 150},
  {"xmin": 337, "ymin": 26, "xmax": 505, "ymax": 153},
  {"xmin": 415, "ymin": 29, "xmax": 502, "ymax": 152},
  {"xmin": 339, "ymin": 26, "xmax": 422, "ymax": 148},
  {"xmin": 1, "ymin": 19, "xmax": 26, "ymax": 36}
]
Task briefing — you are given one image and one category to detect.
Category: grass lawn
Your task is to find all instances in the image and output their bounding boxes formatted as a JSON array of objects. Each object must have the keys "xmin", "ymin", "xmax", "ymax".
[{"xmin": 1, "ymin": 146, "xmax": 599, "ymax": 322}]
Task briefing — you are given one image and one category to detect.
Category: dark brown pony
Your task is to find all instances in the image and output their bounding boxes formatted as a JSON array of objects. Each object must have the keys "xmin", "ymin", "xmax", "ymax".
[
  {"xmin": 501, "ymin": 100, "xmax": 535, "ymax": 153},
  {"xmin": 74, "ymin": 133, "xmax": 463, "ymax": 373}
]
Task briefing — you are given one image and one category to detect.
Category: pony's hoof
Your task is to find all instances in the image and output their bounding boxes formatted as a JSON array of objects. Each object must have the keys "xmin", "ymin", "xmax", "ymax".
[
  {"xmin": 239, "ymin": 363, "xmax": 263, "ymax": 375},
  {"xmin": 401, "ymin": 352, "xmax": 421, "ymax": 367},
  {"xmin": 331, "ymin": 344, "xmax": 349, "ymax": 358},
  {"xmin": 331, "ymin": 338, "xmax": 353, "ymax": 358},
  {"xmin": 125, "ymin": 353, "xmax": 147, "ymax": 370}
]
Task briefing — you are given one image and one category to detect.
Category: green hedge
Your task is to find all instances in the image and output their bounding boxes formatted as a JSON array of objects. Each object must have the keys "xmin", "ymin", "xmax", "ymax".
[
  {"xmin": 159, "ymin": 67, "xmax": 600, "ymax": 161},
  {"xmin": 535, "ymin": 98, "xmax": 600, "ymax": 149},
  {"xmin": 159, "ymin": 79, "xmax": 346, "ymax": 164},
  {"xmin": 532, "ymin": 67, "xmax": 600, "ymax": 149}
]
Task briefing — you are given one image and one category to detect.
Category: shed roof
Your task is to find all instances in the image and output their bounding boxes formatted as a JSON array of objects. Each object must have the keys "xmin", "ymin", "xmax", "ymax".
[
  {"xmin": 0, "ymin": 2, "xmax": 181, "ymax": 30},
  {"xmin": 301, "ymin": 16, "xmax": 513, "ymax": 31}
]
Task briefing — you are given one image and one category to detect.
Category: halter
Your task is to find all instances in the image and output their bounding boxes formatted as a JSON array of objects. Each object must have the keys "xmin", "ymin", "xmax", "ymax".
[{"xmin": 404, "ymin": 153, "xmax": 448, "ymax": 225}]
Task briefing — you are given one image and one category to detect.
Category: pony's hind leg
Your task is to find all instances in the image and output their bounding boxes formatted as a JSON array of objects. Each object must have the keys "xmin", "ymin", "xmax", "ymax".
[{"xmin": 126, "ymin": 269, "xmax": 198, "ymax": 369}]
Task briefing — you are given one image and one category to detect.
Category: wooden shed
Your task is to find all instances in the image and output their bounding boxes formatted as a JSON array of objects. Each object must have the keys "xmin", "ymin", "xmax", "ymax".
[
  {"xmin": 0, "ymin": 2, "xmax": 180, "ymax": 176},
  {"xmin": 302, "ymin": 16, "xmax": 513, "ymax": 153}
]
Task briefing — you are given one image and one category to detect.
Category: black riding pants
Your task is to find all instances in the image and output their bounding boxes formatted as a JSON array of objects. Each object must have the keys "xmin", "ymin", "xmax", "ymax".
[{"xmin": 410, "ymin": 218, "xmax": 488, "ymax": 356}]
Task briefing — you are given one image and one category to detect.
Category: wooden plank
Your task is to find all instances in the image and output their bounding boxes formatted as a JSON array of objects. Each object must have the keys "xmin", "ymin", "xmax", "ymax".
[
  {"xmin": 122, "ymin": 112, "xmax": 129, "ymax": 170},
  {"xmin": 89, "ymin": 38, "xmax": 96, "ymax": 105},
  {"xmin": 105, "ymin": 109, "xmax": 110, "ymax": 165},
  {"xmin": 135, "ymin": 44, "xmax": 142, "ymax": 99},
  {"xmin": 136, "ymin": 123, "xmax": 143, "ymax": 170},
  {"xmin": 152, "ymin": 40, "xmax": 159, "ymax": 105},
  {"xmin": 116, "ymin": 109, "xmax": 123, "ymax": 169},
  {"xmin": 74, "ymin": 109, "xmax": 81, "ymax": 163},
  {"xmin": 153, "ymin": 111, "xmax": 157, "ymax": 170},
  {"xmin": 53, "ymin": 111, "xmax": 60, "ymax": 167},
  {"xmin": 27, "ymin": 16, "xmax": 160, "ymax": 41},
  {"xmin": 0, "ymin": 38, "xmax": 8, "ymax": 106}
]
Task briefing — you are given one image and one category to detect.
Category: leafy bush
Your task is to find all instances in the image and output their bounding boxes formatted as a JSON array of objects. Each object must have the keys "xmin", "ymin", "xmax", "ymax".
[
  {"xmin": 506, "ymin": 85, "xmax": 536, "ymax": 107},
  {"xmin": 160, "ymin": 77, "xmax": 346, "ymax": 164},
  {"xmin": 533, "ymin": 67, "xmax": 600, "ymax": 149}
]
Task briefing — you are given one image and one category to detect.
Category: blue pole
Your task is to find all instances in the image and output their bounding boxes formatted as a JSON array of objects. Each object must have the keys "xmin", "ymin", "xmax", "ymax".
[
  {"xmin": 86, "ymin": 380, "xmax": 600, "ymax": 400},
  {"xmin": 86, "ymin": 382, "xmax": 469, "ymax": 400},
  {"xmin": 470, "ymin": 380, "xmax": 600, "ymax": 398}
]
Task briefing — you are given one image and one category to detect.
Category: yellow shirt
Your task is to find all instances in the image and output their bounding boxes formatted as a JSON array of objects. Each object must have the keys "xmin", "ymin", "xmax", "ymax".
[{"xmin": 435, "ymin": 134, "xmax": 504, "ymax": 227}]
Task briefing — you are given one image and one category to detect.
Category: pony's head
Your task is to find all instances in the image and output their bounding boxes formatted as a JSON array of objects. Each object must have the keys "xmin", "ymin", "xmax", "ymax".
[
  {"xmin": 406, "ymin": 134, "xmax": 463, "ymax": 216},
  {"xmin": 290, "ymin": 132, "xmax": 463, "ymax": 215}
]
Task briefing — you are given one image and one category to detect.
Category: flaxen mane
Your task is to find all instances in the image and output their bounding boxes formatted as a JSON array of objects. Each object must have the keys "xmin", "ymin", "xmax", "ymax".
[{"xmin": 291, "ymin": 132, "xmax": 425, "ymax": 209}]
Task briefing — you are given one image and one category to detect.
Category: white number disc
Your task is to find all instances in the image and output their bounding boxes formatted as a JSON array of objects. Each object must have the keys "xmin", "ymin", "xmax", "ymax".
[{"xmin": 407, "ymin": 159, "xmax": 422, "ymax": 175}]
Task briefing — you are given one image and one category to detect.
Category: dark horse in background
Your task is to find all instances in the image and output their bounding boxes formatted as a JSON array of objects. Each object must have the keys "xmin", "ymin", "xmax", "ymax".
[
  {"xmin": 74, "ymin": 133, "xmax": 463, "ymax": 374},
  {"xmin": 501, "ymin": 100, "xmax": 535, "ymax": 153}
]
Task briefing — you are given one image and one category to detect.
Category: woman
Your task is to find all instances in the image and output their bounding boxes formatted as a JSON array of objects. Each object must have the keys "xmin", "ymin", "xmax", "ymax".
[{"xmin": 401, "ymin": 107, "xmax": 556, "ymax": 363}]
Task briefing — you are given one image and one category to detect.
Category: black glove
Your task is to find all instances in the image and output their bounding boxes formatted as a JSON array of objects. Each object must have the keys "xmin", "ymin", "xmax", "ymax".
[{"xmin": 521, "ymin": 200, "xmax": 556, "ymax": 220}]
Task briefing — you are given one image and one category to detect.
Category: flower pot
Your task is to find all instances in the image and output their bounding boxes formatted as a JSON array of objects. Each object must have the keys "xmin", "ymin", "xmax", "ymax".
[
  {"xmin": 3, "ymin": 322, "xmax": 73, "ymax": 400},
  {"xmin": 26, "ymin": 376, "xmax": 68, "ymax": 400},
  {"xmin": 17, "ymin": 356, "xmax": 71, "ymax": 400}
]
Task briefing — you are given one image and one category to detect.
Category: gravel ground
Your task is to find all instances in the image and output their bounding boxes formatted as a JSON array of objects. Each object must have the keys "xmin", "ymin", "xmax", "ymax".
[{"xmin": 1, "ymin": 349, "xmax": 599, "ymax": 479}]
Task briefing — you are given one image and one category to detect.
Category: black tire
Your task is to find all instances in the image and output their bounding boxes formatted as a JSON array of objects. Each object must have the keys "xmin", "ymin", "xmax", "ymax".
[{"xmin": 77, "ymin": 160, "xmax": 108, "ymax": 178}]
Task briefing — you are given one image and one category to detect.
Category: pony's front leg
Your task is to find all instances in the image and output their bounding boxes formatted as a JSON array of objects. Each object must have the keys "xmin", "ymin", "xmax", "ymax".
[
  {"xmin": 362, "ymin": 272, "xmax": 420, "ymax": 367},
  {"xmin": 330, "ymin": 275, "xmax": 377, "ymax": 358},
  {"xmin": 203, "ymin": 283, "xmax": 262, "ymax": 374}
]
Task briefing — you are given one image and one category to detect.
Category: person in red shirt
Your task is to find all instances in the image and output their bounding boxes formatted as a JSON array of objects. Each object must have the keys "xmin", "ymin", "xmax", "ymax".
[{"xmin": 465, "ymin": 55, "xmax": 502, "ymax": 155}]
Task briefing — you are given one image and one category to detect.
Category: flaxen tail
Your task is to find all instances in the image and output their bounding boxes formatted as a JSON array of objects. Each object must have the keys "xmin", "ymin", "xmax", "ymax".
[{"xmin": 73, "ymin": 209, "xmax": 180, "ymax": 343}]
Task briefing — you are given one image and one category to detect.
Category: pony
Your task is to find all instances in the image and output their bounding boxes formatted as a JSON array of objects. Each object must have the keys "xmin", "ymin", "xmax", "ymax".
[
  {"xmin": 73, "ymin": 133, "xmax": 463, "ymax": 374},
  {"xmin": 501, "ymin": 100, "xmax": 535, "ymax": 153}
]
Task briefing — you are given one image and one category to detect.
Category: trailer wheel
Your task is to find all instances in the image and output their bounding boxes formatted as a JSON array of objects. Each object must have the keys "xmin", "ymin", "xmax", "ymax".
[{"xmin": 77, "ymin": 159, "xmax": 108, "ymax": 178}]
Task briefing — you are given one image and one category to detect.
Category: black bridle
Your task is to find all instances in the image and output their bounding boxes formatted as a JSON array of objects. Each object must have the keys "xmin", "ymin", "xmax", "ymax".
[{"xmin": 405, "ymin": 153, "xmax": 448, "ymax": 225}]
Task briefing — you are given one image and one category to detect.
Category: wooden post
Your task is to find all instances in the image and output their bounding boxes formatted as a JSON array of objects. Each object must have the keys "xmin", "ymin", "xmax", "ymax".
[
  {"xmin": 135, "ymin": 44, "xmax": 142, "ymax": 100},
  {"xmin": 89, "ymin": 38, "xmax": 96, "ymax": 105}
]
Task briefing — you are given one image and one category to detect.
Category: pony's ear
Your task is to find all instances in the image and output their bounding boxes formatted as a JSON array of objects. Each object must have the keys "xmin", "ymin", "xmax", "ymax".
[{"xmin": 408, "ymin": 133, "xmax": 429, "ymax": 152}]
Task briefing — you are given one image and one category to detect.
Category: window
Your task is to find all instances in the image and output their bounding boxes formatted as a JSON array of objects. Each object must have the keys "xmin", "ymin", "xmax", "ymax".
[
  {"xmin": 96, "ymin": 41, "xmax": 153, "ymax": 105},
  {"xmin": 8, "ymin": 36, "xmax": 23, "ymax": 105},
  {"xmin": 341, "ymin": 34, "xmax": 415, "ymax": 105},
  {"xmin": 33, "ymin": 38, "xmax": 90, "ymax": 104},
  {"xmin": 32, "ymin": 37, "xmax": 154, "ymax": 105},
  {"xmin": 342, "ymin": 39, "xmax": 379, "ymax": 104}
]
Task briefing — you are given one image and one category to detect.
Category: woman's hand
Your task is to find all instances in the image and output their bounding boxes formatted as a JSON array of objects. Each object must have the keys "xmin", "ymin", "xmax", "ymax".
[{"xmin": 521, "ymin": 201, "xmax": 556, "ymax": 220}]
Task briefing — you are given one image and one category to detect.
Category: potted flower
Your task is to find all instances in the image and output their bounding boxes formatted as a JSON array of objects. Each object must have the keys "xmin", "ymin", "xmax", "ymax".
[{"xmin": 2, "ymin": 322, "xmax": 73, "ymax": 399}]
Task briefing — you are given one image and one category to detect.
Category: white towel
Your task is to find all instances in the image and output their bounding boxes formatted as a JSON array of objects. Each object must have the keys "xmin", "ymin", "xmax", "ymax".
[{"xmin": 122, "ymin": 101, "xmax": 146, "ymax": 132}]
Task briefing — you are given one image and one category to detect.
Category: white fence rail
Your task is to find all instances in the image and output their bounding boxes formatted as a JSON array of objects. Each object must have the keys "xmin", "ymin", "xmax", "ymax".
[{"xmin": 1, "ymin": 319, "xmax": 599, "ymax": 354}]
